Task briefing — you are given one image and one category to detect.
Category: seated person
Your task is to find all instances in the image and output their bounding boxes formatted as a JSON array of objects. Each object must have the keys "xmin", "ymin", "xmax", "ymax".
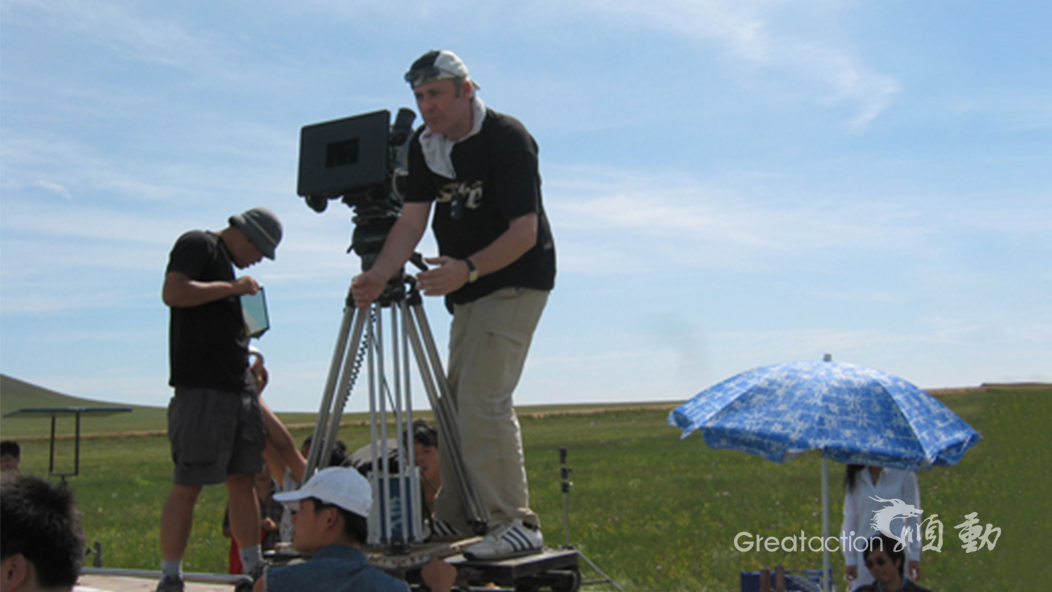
[
  {"xmin": 0, "ymin": 440, "xmax": 20, "ymax": 474},
  {"xmin": 271, "ymin": 436, "xmax": 349, "ymax": 545},
  {"xmin": 1, "ymin": 473, "xmax": 86, "ymax": 592},
  {"xmin": 855, "ymin": 534, "xmax": 932, "ymax": 592},
  {"xmin": 408, "ymin": 420, "xmax": 441, "ymax": 514},
  {"xmin": 256, "ymin": 467, "xmax": 456, "ymax": 592}
]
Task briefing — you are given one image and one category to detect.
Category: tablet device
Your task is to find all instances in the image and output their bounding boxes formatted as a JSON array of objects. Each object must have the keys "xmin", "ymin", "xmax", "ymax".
[{"xmin": 241, "ymin": 286, "xmax": 270, "ymax": 338}]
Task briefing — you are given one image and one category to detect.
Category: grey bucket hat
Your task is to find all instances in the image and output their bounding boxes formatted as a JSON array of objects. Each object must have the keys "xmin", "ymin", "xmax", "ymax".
[{"xmin": 229, "ymin": 207, "xmax": 283, "ymax": 260}]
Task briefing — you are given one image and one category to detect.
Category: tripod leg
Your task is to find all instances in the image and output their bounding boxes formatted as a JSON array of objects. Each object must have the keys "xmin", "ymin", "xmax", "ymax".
[
  {"xmin": 306, "ymin": 301, "xmax": 369, "ymax": 478},
  {"xmin": 363, "ymin": 301, "xmax": 425, "ymax": 549},
  {"xmin": 404, "ymin": 300, "xmax": 490, "ymax": 534}
]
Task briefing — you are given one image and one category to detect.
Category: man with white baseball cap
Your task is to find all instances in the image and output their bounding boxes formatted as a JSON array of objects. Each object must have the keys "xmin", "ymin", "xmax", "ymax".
[{"xmin": 255, "ymin": 467, "xmax": 456, "ymax": 592}]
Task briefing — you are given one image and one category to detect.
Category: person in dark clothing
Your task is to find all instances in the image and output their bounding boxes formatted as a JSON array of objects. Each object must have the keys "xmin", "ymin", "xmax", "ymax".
[
  {"xmin": 855, "ymin": 534, "xmax": 933, "ymax": 592},
  {"xmin": 157, "ymin": 207, "xmax": 283, "ymax": 592},
  {"xmin": 351, "ymin": 49, "xmax": 554, "ymax": 561},
  {"xmin": 256, "ymin": 467, "xmax": 456, "ymax": 592}
]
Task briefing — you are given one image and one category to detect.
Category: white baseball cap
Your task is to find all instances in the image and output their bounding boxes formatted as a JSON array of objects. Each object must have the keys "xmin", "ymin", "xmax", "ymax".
[{"xmin": 273, "ymin": 467, "xmax": 372, "ymax": 518}]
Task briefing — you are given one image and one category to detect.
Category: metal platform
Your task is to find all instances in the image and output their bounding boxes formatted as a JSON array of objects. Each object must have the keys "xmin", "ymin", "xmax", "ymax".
[{"xmin": 392, "ymin": 548, "xmax": 581, "ymax": 592}]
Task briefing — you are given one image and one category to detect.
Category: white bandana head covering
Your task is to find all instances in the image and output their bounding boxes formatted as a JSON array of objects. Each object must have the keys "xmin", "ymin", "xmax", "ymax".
[
  {"xmin": 418, "ymin": 95, "xmax": 486, "ymax": 179},
  {"xmin": 404, "ymin": 49, "xmax": 481, "ymax": 91}
]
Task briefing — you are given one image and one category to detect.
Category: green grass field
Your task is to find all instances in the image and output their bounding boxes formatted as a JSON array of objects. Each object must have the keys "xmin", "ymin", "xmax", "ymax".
[{"xmin": 2, "ymin": 378, "xmax": 1047, "ymax": 590}]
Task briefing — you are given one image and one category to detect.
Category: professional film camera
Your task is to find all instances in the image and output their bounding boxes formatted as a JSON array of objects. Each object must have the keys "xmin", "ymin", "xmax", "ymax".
[{"xmin": 297, "ymin": 108, "xmax": 417, "ymax": 277}]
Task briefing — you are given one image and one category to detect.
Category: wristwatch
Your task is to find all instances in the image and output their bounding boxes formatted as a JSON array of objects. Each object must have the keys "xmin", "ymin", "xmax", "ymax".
[{"xmin": 465, "ymin": 258, "xmax": 479, "ymax": 283}]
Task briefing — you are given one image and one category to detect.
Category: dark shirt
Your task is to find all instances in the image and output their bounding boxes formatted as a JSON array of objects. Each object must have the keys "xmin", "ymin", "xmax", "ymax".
[
  {"xmin": 166, "ymin": 230, "xmax": 249, "ymax": 390},
  {"xmin": 265, "ymin": 545, "xmax": 408, "ymax": 592},
  {"xmin": 406, "ymin": 108, "xmax": 556, "ymax": 307}
]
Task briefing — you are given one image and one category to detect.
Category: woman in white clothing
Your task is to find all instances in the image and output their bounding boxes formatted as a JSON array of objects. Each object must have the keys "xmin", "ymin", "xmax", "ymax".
[{"xmin": 841, "ymin": 465, "xmax": 923, "ymax": 590}]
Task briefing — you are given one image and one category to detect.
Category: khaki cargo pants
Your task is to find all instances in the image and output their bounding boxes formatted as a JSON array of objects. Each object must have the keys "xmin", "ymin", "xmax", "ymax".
[{"xmin": 434, "ymin": 287, "xmax": 548, "ymax": 531}]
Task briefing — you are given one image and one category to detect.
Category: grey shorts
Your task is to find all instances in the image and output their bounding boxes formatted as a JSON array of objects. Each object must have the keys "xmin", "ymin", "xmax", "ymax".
[{"xmin": 167, "ymin": 385, "xmax": 266, "ymax": 486}]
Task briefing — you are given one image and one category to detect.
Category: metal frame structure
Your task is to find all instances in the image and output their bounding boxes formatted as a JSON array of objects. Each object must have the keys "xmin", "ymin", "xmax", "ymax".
[{"xmin": 2, "ymin": 407, "xmax": 132, "ymax": 479}]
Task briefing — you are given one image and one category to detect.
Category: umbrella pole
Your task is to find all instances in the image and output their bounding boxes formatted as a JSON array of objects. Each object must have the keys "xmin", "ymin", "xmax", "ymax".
[{"xmin": 822, "ymin": 457, "xmax": 831, "ymax": 592}]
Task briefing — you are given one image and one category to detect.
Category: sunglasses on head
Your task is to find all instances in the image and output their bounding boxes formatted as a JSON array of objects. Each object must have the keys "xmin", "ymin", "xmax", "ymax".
[{"xmin": 405, "ymin": 66, "xmax": 443, "ymax": 86}]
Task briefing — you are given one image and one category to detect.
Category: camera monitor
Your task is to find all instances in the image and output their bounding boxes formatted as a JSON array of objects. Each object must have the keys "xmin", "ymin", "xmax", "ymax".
[{"xmin": 297, "ymin": 110, "xmax": 391, "ymax": 199}]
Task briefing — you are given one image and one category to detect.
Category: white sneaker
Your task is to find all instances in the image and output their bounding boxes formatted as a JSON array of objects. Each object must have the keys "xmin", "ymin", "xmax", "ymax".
[
  {"xmin": 428, "ymin": 518, "xmax": 466, "ymax": 540},
  {"xmin": 464, "ymin": 519, "xmax": 543, "ymax": 560}
]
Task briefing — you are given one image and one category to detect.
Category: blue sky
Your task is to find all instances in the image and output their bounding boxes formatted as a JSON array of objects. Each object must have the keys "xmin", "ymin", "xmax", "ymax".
[{"xmin": 2, "ymin": 0, "xmax": 1049, "ymax": 413}]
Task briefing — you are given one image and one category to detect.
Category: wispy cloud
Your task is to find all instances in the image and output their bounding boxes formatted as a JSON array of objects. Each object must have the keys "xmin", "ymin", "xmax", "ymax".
[
  {"xmin": 2, "ymin": 0, "xmax": 231, "ymax": 70},
  {"xmin": 569, "ymin": 0, "xmax": 900, "ymax": 130},
  {"xmin": 545, "ymin": 164, "xmax": 932, "ymax": 272}
]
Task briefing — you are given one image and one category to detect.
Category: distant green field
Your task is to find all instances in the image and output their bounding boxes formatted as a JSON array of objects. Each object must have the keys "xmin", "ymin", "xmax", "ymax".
[
  {"xmin": 0, "ymin": 374, "xmax": 663, "ymax": 438},
  {"xmin": 2, "ymin": 375, "xmax": 1047, "ymax": 590},
  {"xmin": 0, "ymin": 374, "xmax": 337, "ymax": 437}
]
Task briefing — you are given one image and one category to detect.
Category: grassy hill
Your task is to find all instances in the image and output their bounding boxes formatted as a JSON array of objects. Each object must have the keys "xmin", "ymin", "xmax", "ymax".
[
  {"xmin": 0, "ymin": 373, "xmax": 680, "ymax": 440},
  {"xmin": 0, "ymin": 374, "xmax": 336, "ymax": 438},
  {"xmin": 0, "ymin": 374, "xmax": 170, "ymax": 439}
]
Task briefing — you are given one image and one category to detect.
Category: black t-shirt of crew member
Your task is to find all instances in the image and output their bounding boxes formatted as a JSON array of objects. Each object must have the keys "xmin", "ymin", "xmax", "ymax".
[
  {"xmin": 405, "ymin": 108, "xmax": 556, "ymax": 308},
  {"xmin": 166, "ymin": 230, "xmax": 250, "ymax": 391}
]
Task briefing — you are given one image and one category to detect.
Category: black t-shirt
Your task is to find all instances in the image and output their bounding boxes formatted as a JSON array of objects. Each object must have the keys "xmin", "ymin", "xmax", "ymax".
[
  {"xmin": 166, "ymin": 230, "xmax": 249, "ymax": 390},
  {"xmin": 405, "ymin": 108, "xmax": 556, "ymax": 306}
]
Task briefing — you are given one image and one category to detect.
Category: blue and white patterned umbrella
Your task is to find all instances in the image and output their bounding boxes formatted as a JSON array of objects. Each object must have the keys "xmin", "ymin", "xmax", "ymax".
[
  {"xmin": 668, "ymin": 359, "xmax": 981, "ymax": 472},
  {"xmin": 668, "ymin": 358, "xmax": 979, "ymax": 591}
]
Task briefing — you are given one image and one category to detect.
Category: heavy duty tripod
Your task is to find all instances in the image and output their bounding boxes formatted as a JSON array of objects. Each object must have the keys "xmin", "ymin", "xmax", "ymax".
[{"xmin": 304, "ymin": 263, "xmax": 490, "ymax": 552}]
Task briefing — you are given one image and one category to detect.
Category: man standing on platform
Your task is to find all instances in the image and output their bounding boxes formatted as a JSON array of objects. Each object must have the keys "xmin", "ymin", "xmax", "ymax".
[
  {"xmin": 157, "ymin": 207, "xmax": 282, "ymax": 591},
  {"xmin": 351, "ymin": 50, "xmax": 555, "ymax": 560}
]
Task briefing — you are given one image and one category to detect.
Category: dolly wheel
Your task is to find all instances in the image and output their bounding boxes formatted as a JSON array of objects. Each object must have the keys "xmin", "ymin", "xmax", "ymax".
[
  {"xmin": 551, "ymin": 569, "xmax": 581, "ymax": 592},
  {"xmin": 514, "ymin": 576, "xmax": 541, "ymax": 592}
]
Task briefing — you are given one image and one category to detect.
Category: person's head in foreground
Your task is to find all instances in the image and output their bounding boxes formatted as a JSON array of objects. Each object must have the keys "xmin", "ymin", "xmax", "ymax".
[
  {"xmin": 260, "ymin": 467, "xmax": 457, "ymax": 592},
  {"xmin": 862, "ymin": 533, "xmax": 907, "ymax": 590},
  {"xmin": 1, "ymin": 473, "xmax": 85, "ymax": 592},
  {"xmin": 274, "ymin": 467, "xmax": 371, "ymax": 554}
]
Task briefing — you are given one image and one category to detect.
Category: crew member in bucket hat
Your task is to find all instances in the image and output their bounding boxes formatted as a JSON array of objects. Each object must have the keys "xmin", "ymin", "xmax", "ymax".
[
  {"xmin": 351, "ymin": 49, "xmax": 556, "ymax": 561},
  {"xmin": 255, "ymin": 468, "xmax": 457, "ymax": 592},
  {"xmin": 229, "ymin": 207, "xmax": 283, "ymax": 260},
  {"xmin": 156, "ymin": 207, "xmax": 283, "ymax": 592}
]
